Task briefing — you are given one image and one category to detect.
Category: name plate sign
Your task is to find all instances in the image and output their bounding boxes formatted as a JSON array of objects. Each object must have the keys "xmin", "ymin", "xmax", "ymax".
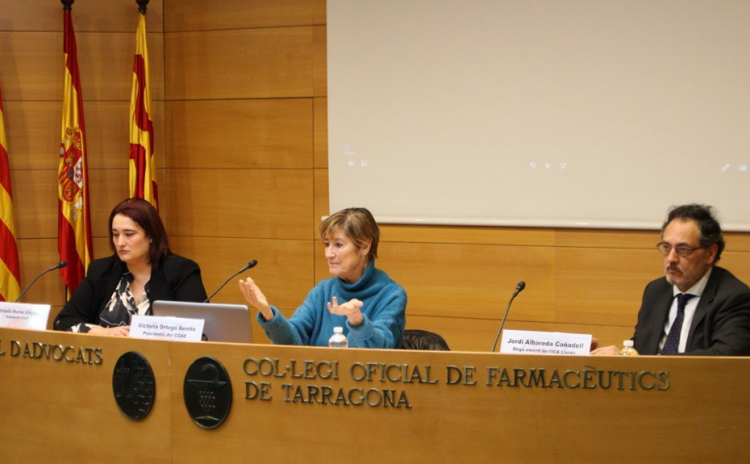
[
  {"xmin": 0, "ymin": 302, "xmax": 51, "ymax": 331},
  {"xmin": 500, "ymin": 329, "xmax": 591, "ymax": 356},
  {"xmin": 130, "ymin": 315, "xmax": 204, "ymax": 342}
]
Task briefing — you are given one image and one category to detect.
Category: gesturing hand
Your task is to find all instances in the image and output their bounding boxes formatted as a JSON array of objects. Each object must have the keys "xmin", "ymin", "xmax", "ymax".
[
  {"xmin": 327, "ymin": 297, "xmax": 364, "ymax": 327},
  {"xmin": 238, "ymin": 277, "xmax": 274, "ymax": 321}
]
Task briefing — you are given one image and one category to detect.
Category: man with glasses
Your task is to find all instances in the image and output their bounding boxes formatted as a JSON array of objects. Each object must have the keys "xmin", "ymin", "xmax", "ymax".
[{"xmin": 592, "ymin": 204, "xmax": 750, "ymax": 356}]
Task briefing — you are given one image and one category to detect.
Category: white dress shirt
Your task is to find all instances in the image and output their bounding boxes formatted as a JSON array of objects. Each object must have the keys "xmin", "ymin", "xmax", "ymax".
[{"xmin": 658, "ymin": 267, "xmax": 712, "ymax": 353}]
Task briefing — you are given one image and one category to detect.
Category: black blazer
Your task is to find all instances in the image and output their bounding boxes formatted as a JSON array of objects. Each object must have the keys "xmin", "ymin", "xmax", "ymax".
[
  {"xmin": 54, "ymin": 254, "xmax": 208, "ymax": 332},
  {"xmin": 632, "ymin": 266, "xmax": 750, "ymax": 356}
]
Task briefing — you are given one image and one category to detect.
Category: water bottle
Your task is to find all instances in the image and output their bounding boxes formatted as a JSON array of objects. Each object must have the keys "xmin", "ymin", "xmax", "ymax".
[
  {"xmin": 619, "ymin": 340, "xmax": 638, "ymax": 356},
  {"xmin": 328, "ymin": 327, "xmax": 348, "ymax": 348}
]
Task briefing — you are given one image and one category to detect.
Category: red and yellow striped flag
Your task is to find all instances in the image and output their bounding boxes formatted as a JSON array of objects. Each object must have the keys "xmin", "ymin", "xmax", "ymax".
[
  {"xmin": 0, "ymin": 83, "xmax": 21, "ymax": 302},
  {"xmin": 129, "ymin": 12, "xmax": 158, "ymax": 209},
  {"xmin": 58, "ymin": 6, "xmax": 93, "ymax": 294}
]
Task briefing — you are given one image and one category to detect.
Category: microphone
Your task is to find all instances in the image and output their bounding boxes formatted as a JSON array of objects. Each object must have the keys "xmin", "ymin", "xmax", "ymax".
[
  {"xmin": 490, "ymin": 281, "xmax": 526, "ymax": 353},
  {"xmin": 15, "ymin": 261, "xmax": 68, "ymax": 303},
  {"xmin": 204, "ymin": 260, "xmax": 258, "ymax": 303}
]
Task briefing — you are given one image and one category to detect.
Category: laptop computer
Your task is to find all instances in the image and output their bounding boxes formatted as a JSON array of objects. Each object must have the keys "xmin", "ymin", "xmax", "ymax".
[{"xmin": 151, "ymin": 300, "xmax": 254, "ymax": 343}]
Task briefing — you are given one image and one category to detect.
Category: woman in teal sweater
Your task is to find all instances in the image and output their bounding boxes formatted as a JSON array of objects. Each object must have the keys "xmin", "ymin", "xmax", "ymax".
[{"xmin": 238, "ymin": 208, "xmax": 406, "ymax": 348}]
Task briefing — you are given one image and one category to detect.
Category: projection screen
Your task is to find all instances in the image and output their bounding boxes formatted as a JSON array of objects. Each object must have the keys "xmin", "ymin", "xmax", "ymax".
[{"xmin": 328, "ymin": 0, "xmax": 750, "ymax": 230}]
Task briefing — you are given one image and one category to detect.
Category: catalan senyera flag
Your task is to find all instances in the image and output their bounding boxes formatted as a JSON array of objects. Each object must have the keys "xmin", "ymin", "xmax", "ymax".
[
  {"xmin": 0, "ymin": 83, "xmax": 21, "ymax": 302},
  {"xmin": 58, "ymin": 8, "xmax": 92, "ymax": 295},
  {"xmin": 129, "ymin": 12, "xmax": 158, "ymax": 210}
]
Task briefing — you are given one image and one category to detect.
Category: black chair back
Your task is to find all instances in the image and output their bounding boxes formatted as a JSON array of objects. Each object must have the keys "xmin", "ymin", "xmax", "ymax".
[{"xmin": 401, "ymin": 329, "xmax": 450, "ymax": 351}]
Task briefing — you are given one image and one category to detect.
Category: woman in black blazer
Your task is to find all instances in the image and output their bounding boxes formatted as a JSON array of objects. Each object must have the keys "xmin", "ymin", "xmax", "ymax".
[{"xmin": 54, "ymin": 198, "xmax": 207, "ymax": 336}]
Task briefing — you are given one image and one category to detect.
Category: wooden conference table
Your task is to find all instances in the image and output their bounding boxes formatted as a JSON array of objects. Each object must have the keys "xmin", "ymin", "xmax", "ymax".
[{"xmin": 0, "ymin": 326, "xmax": 747, "ymax": 464}]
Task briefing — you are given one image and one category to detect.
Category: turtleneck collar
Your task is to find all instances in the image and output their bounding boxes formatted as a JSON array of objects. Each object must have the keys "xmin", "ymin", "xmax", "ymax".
[{"xmin": 339, "ymin": 259, "xmax": 376, "ymax": 291}]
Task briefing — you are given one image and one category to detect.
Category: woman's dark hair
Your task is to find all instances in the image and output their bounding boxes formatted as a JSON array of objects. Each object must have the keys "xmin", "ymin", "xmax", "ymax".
[
  {"xmin": 662, "ymin": 203, "xmax": 725, "ymax": 262},
  {"xmin": 109, "ymin": 198, "xmax": 171, "ymax": 267}
]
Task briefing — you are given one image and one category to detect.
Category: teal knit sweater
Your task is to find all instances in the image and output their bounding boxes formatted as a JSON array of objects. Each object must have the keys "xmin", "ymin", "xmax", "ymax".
[{"xmin": 257, "ymin": 260, "xmax": 406, "ymax": 348}]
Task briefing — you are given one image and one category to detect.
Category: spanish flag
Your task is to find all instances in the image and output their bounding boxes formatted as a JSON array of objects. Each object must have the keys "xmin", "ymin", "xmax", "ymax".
[
  {"xmin": 58, "ymin": 5, "xmax": 92, "ymax": 294},
  {"xmin": 129, "ymin": 12, "xmax": 158, "ymax": 210},
  {"xmin": 0, "ymin": 83, "xmax": 21, "ymax": 302}
]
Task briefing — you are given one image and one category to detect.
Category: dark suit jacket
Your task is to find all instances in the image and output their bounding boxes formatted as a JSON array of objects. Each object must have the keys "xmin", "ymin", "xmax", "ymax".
[
  {"xmin": 54, "ymin": 254, "xmax": 208, "ymax": 332},
  {"xmin": 633, "ymin": 266, "xmax": 750, "ymax": 356}
]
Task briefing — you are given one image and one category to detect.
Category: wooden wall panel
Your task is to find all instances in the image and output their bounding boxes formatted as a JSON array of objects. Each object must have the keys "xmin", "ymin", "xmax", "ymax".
[
  {"xmin": 718, "ymin": 251, "xmax": 750, "ymax": 285},
  {"xmin": 12, "ymin": 169, "xmax": 129, "ymax": 240},
  {"xmin": 3, "ymin": 101, "xmax": 165, "ymax": 170},
  {"xmin": 0, "ymin": 32, "xmax": 60, "ymax": 101},
  {"xmin": 313, "ymin": 25, "xmax": 326, "ymax": 97},
  {"xmin": 556, "ymin": 247, "xmax": 750, "ymax": 327},
  {"xmin": 87, "ymin": 101, "xmax": 166, "ymax": 170},
  {"xmin": 164, "ymin": 169, "xmax": 313, "ymax": 240},
  {"xmin": 11, "ymin": 166, "xmax": 130, "ymax": 319},
  {"xmin": 77, "ymin": 32, "xmax": 165, "ymax": 102},
  {"xmin": 313, "ymin": 168, "xmax": 328, "ymax": 237},
  {"xmin": 164, "ymin": 0, "xmax": 320, "ymax": 31},
  {"xmin": 725, "ymin": 232, "xmax": 750, "ymax": 251},
  {"xmin": 170, "ymin": 236, "xmax": 314, "ymax": 311},
  {"xmin": 313, "ymin": 97, "xmax": 327, "ymax": 168},
  {"xmin": 88, "ymin": 169, "xmax": 131, "ymax": 238},
  {"xmin": 160, "ymin": 4, "xmax": 322, "ymax": 349},
  {"xmin": 164, "ymin": 99, "xmax": 313, "ymax": 169},
  {"xmin": 91, "ymin": 237, "xmax": 113, "ymax": 267},
  {"xmin": 164, "ymin": 28, "xmax": 314, "ymax": 100},
  {"xmin": 12, "ymin": 170, "xmax": 58, "ymax": 239},
  {"xmin": 2, "ymin": 102, "xmax": 59, "ymax": 169},
  {"xmin": 0, "ymin": 0, "xmax": 164, "ymax": 32},
  {"xmin": 15, "ymin": 238, "xmax": 65, "ymax": 307},
  {"xmin": 312, "ymin": 0, "xmax": 326, "ymax": 25},
  {"xmin": 555, "ymin": 247, "xmax": 661, "ymax": 326},
  {"xmin": 557, "ymin": 226, "xmax": 750, "ymax": 251},
  {"xmin": 381, "ymin": 224, "xmax": 556, "ymax": 247},
  {"xmin": 358, "ymin": 242, "xmax": 557, "ymax": 323},
  {"xmin": 556, "ymin": 227, "xmax": 661, "ymax": 249},
  {"xmin": 0, "ymin": 32, "xmax": 164, "ymax": 101}
]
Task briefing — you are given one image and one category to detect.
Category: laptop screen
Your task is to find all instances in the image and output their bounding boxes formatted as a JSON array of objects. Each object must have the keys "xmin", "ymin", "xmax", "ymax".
[{"xmin": 151, "ymin": 300, "xmax": 253, "ymax": 343}]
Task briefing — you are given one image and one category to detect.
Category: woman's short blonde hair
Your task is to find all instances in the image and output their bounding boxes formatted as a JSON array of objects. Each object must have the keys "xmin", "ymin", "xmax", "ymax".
[{"xmin": 320, "ymin": 207, "xmax": 380, "ymax": 261}]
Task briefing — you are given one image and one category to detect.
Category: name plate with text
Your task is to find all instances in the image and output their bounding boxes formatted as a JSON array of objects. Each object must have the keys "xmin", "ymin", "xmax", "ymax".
[
  {"xmin": 0, "ymin": 302, "xmax": 51, "ymax": 331},
  {"xmin": 500, "ymin": 329, "xmax": 592, "ymax": 356},
  {"xmin": 129, "ymin": 315, "xmax": 204, "ymax": 342}
]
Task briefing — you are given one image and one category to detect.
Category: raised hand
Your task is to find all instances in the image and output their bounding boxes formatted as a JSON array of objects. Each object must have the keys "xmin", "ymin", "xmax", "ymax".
[
  {"xmin": 327, "ymin": 297, "xmax": 364, "ymax": 327},
  {"xmin": 239, "ymin": 277, "xmax": 274, "ymax": 321}
]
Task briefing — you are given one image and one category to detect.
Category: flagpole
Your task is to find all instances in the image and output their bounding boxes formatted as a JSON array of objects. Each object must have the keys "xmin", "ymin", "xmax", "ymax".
[
  {"xmin": 137, "ymin": 0, "xmax": 150, "ymax": 14},
  {"xmin": 130, "ymin": 0, "xmax": 159, "ymax": 210},
  {"xmin": 58, "ymin": 0, "xmax": 93, "ymax": 295}
]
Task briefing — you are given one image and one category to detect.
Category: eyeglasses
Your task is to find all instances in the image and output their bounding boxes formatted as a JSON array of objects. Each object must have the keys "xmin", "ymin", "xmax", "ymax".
[{"xmin": 656, "ymin": 242, "xmax": 703, "ymax": 258}]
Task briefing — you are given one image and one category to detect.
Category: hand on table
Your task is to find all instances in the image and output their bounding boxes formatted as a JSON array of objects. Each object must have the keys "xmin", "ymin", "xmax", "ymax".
[
  {"xmin": 590, "ymin": 345, "xmax": 623, "ymax": 356},
  {"xmin": 88, "ymin": 325, "xmax": 130, "ymax": 337}
]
